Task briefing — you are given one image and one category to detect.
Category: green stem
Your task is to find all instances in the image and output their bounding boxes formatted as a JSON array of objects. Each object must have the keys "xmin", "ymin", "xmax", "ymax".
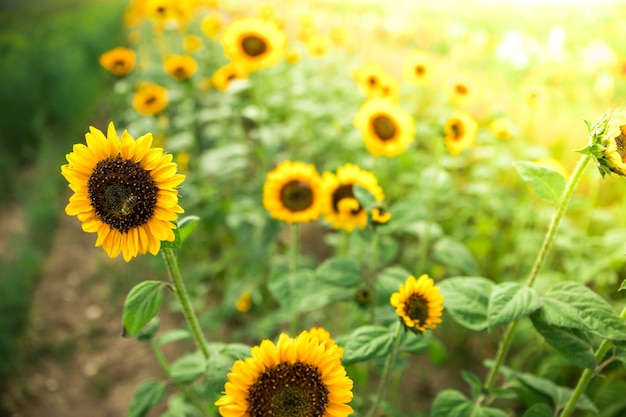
[
  {"xmin": 559, "ymin": 305, "xmax": 626, "ymax": 417},
  {"xmin": 289, "ymin": 223, "xmax": 300, "ymax": 335},
  {"xmin": 365, "ymin": 321, "xmax": 403, "ymax": 417},
  {"xmin": 162, "ymin": 248, "xmax": 211, "ymax": 361},
  {"xmin": 368, "ymin": 229, "xmax": 380, "ymax": 323},
  {"xmin": 485, "ymin": 154, "xmax": 591, "ymax": 391}
]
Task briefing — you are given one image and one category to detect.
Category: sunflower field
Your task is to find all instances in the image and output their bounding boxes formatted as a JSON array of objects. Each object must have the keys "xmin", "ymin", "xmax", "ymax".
[{"xmin": 2, "ymin": 0, "xmax": 626, "ymax": 416}]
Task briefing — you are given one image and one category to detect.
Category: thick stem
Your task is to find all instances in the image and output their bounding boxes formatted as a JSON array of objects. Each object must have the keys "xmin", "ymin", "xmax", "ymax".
[
  {"xmin": 289, "ymin": 223, "xmax": 300, "ymax": 335},
  {"xmin": 162, "ymin": 248, "xmax": 211, "ymax": 361},
  {"xmin": 365, "ymin": 321, "xmax": 403, "ymax": 417}
]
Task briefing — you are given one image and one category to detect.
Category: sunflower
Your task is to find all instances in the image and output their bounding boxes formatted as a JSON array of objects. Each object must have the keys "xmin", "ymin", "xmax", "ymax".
[
  {"xmin": 144, "ymin": 0, "xmax": 193, "ymax": 27},
  {"xmin": 353, "ymin": 63, "xmax": 387, "ymax": 97},
  {"xmin": 353, "ymin": 98, "xmax": 415, "ymax": 157},
  {"xmin": 445, "ymin": 74, "xmax": 477, "ymax": 106},
  {"xmin": 330, "ymin": 26, "xmax": 349, "ymax": 46},
  {"xmin": 443, "ymin": 112, "xmax": 478, "ymax": 156},
  {"xmin": 488, "ymin": 117, "xmax": 513, "ymax": 140},
  {"xmin": 522, "ymin": 84, "xmax": 548, "ymax": 109},
  {"xmin": 222, "ymin": 17, "xmax": 286, "ymax": 72},
  {"xmin": 164, "ymin": 54, "xmax": 198, "ymax": 81},
  {"xmin": 216, "ymin": 330, "xmax": 354, "ymax": 417},
  {"xmin": 322, "ymin": 163, "xmax": 384, "ymax": 232},
  {"xmin": 201, "ymin": 12, "xmax": 222, "ymax": 38},
  {"xmin": 390, "ymin": 274, "xmax": 444, "ymax": 333},
  {"xmin": 286, "ymin": 48, "xmax": 301, "ymax": 64},
  {"xmin": 593, "ymin": 108, "xmax": 626, "ymax": 176},
  {"xmin": 183, "ymin": 34, "xmax": 203, "ymax": 52},
  {"xmin": 132, "ymin": 84, "xmax": 169, "ymax": 116},
  {"xmin": 371, "ymin": 206, "xmax": 391, "ymax": 226},
  {"xmin": 402, "ymin": 50, "xmax": 432, "ymax": 85},
  {"xmin": 211, "ymin": 62, "xmax": 249, "ymax": 92},
  {"xmin": 306, "ymin": 35, "xmax": 331, "ymax": 58},
  {"xmin": 263, "ymin": 161, "xmax": 325, "ymax": 224},
  {"xmin": 235, "ymin": 291, "xmax": 252, "ymax": 313},
  {"xmin": 99, "ymin": 47, "xmax": 136, "ymax": 77},
  {"xmin": 61, "ymin": 123, "xmax": 185, "ymax": 262}
]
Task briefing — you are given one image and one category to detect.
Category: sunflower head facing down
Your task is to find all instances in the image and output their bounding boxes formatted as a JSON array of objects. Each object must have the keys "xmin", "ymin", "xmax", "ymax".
[
  {"xmin": 99, "ymin": 47, "xmax": 136, "ymax": 77},
  {"xmin": 263, "ymin": 161, "xmax": 325, "ymax": 224},
  {"xmin": 132, "ymin": 84, "xmax": 169, "ymax": 116},
  {"xmin": 222, "ymin": 17, "xmax": 286, "ymax": 72},
  {"xmin": 583, "ymin": 108, "xmax": 626, "ymax": 177},
  {"xmin": 354, "ymin": 98, "xmax": 416, "ymax": 157},
  {"xmin": 443, "ymin": 111, "xmax": 478, "ymax": 156},
  {"xmin": 61, "ymin": 123, "xmax": 185, "ymax": 262},
  {"xmin": 216, "ymin": 330, "xmax": 354, "ymax": 417},
  {"xmin": 322, "ymin": 163, "xmax": 384, "ymax": 232},
  {"xmin": 390, "ymin": 274, "xmax": 444, "ymax": 333},
  {"xmin": 164, "ymin": 54, "xmax": 198, "ymax": 81}
]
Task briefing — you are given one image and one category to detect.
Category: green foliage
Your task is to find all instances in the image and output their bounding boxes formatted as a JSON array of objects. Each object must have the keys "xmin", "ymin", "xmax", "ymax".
[
  {"xmin": 431, "ymin": 390, "xmax": 509, "ymax": 417},
  {"xmin": 127, "ymin": 379, "xmax": 168, "ymax": 417},
  {"xmin": 514, "ymin": 161, "xmax": 567, "ymax": 204},
  {"xmin": 123, "ymin": 281, "xmax": 167, "ymax": 338},
  {"xmin": 338, "ymin": 325, "xmax": 396, "ymax": 365}
]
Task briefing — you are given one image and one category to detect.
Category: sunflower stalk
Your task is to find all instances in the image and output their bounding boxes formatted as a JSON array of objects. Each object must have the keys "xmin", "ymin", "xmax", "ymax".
[
  {"xmin": 368, "ymin": 228, "xmax": 380, "ymax": 323},
  {"xmin": 289, "ymin": 223, "xmax": 301, "ymax": 335},
  {"xmin": 162, "ymin": 248, "xmax": 211, "ymax": 361},
  {"xmin": 484, "ymin": 153, "xmax": 591, "ymax": 390}
]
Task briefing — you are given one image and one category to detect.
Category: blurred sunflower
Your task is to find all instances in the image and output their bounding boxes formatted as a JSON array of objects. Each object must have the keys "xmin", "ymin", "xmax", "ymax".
[
  {"xmin": 286, "ymin": 48, "xmax": 301, "ymax": 64},
  {"xmin": 390, "ymin": 274, "xmax": 444, "ymax": 333},
  {"xmin": 522, "ymin": 84, "xmax": 548, "ymax": 109},
  {"xmin": 235, "ymin": 291, "xmax": 252, "ymax": 313},
  {"xmin": 353, "ymin": 63, "xmax": 387, "ymax": 97},
  {"xmin": 99, "ymin": 47, "xmax": 136, "ymax": 77},
  {"xmin": 322, "ymin": 163, "xmax": 384, "ymax": 232},
  {"xmin": 443, "ymin": 112, "xmax": 478, "ymax": 156},
  {"xmin": 371, "ymin": 206, "xmax": 391, "ymax": 226},
  {"xmin": 61, "ymin": 122, "xmax": 185, "ymax": 262},
  {"xmin": 330, "ymin": 26, "xmax": 349, "ymax": 46},
  {"xmin": 402, "ymin": 50, "xmax": 432, "ymax": 85},
  {"xmin": 263, "ymin": 161, "xmax": 325, "ymax": 224},
  {"xmin": 445, "ymin": 74, "xmax": 477, "ymax": 106},
  {"xmin": 182, "ymin": 34, "xmax": 203, "ymax": 52},
  {"xmin": 306, "ymin": 35, "xmax": 330, "ymax": 58},
  {"xmin": 144, "ymin": 0, "xmax": 194, "ymax": 27},
  {"xmin": 216, "ymin": 331, "xmax": 353, "ymax": 417},
  {"xmin": 211, "ymin": 62, "xmax": 249, "ymax": 92},
  {"xmin": 222, "ymin": 17, "xmax": 286, "ymax": 72},
  {"xmin": 588, "ymin": 108, "xmax": 626, "ymax": 177},
  {"xmin": 201, "ymin": 12, "xmax": 222, "ymax": 38},
  {"xmin": 164, "ymin": 54, "xmax": 198, "ymax": 81},
  {"xmin": 354, "ymin": 98, "xmax": 415, "ymax": 157},
  {"xmin": 488, "ymin": 117, "xmax": 514, "ymax": 140},
  {"xmin": 132, "ymin": 84, "xmax": 169, "ymax": 116}
]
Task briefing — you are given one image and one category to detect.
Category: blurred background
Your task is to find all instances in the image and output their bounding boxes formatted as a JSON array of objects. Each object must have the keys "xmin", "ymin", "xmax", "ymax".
[{"xmin": 1, "ymin": 0, "xmax": 625, "ymax": 416}]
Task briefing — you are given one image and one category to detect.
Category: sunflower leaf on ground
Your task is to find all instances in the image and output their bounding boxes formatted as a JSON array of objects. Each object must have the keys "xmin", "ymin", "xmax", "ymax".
[
  {"xmin": 122, "ymin": 280, "xmax": 166, "ymax": 338},
  {"xmin": 514, "ymin": 161, "xmax": 566, "ymax": 204},
  {"xmin": 487, "ymin": 282, "xmax": 541, "ymax": 329},
  {"xmin": 127, "ymin": 379, "xmax": 167, "ymax": 417},
  {"xmin": 438, "ymin": 277, "xmax": 494, "ymax": 331}
]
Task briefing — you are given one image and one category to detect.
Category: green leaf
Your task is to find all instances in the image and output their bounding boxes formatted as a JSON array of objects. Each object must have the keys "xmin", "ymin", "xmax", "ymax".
[
  {"xmin": 438, "ymin": 277, "xmax": 494, "ymax": 331},
  {"xmin": 353, "ymin": 184, "xmax": 378, "ymax": 209},
  {"xmin": 522, "ymin": 403, "xmax": 554, "ymax": 417},
  {"xmin": 178, "ymin": 215, "xmax": 200, "ymax": 244},
  {"xmin": 170, "ymin": 352, "xmax": 205, "ymax": 384},
  {"xmin": 530, "ymin": 312, "xmax": 596, "ymax": 369},
  {"xmin": 461, "ymin": 370, "xmax": 483, "ymax": 400},
  {"xmin": 160, "ymin": 227, "xmax": 181, "ymax": 249},
  {"xmin": 315, "ymin": 257, "xmax": 361, "ymax": 288},
  {"xmin": 432, "ymin": 237, "xmax": 480, "ymax": 275},
  {"xmin": 514, "ymin": 372, "xmax": 598, "ymax": 413},
  {"xmin": 431, "ymin": 390, "xmax": 508, "ymax": 417},
  {"xmin": 337, "ymin": 325, "xmax": 395, "ymax": 365},
  {"xmin": 155, "ymin": 329, "xmax": 191, "ymax": 346},
  {"xmin": 398, "ymin": 330, "xmax": 432, "ymax": 355},
  {"xmin": 514, "ymin": 161, "xmax": 566, "ymax": 204},
  {"xmin": 126, "ymin": 379, "xmax": 167, "ymax": 417},
  {"xmin": 619, "ymin": 279, "xmax": 626, "ymax": 292},
  {"xmin": 123, "ymin": 281, "xmax": 166, "ymax": 338},
  {"xmin": 487, "ymin": 283, "xmax": 542, "ymax": 329},
  {"xmin": 541, "ymin": 281, "xmax": 626, "ymax": 341}
]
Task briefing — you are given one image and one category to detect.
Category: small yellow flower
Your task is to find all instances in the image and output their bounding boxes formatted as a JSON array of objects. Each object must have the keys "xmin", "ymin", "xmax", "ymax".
[
  {"xmin": 211, "ymin": 62, "xmax": 249, "ymax": 92},
  {"xmin": 176, "ymin": 151, "xmax": 189, "ymax": 173},
  {"xmin": 584, "ymin": 108, "xmax": 626, "ymax": 177},
  {"xmin": 201, "ymin": 13, "xmax": 222, "ymax": 38},
  {"xmin": 371, "ymin": 206, "xmax": 391, "ymax": 226},
  {"xmin": 132, "ymin": 84, "xmax": 169, "ymax": 116},
  {"xmin": 286, "ymin": 48, "xmax": 301, "ymax": 64},
  {"xmin": 235, "ymin": 291, "xmax": 252, "ymax": 312},
  {"xmin": 445, "ymin": 74, "xmax": 478, "ymax": 106},
  {"xmin": 522, "ymin": 84, "xmax": 548, "ymax": 109},
  {"xmin": 390, "ymin": 274, "xmax": 444, "ymax": 333},
  {"xmin": 330, "ymin": 26, "xmax": 349, "ymax": 46},
  {"xmin": 403, "ymin": 50, "xmax": 433, "ymax": 86},
  {"xmin": 222, "ymin": 17, "xmax": 286, "ymax": 72},
  {"xmin": 164, "ymin": 55, "xmax": 198, "ymax": 81},
  {"xmin": 443, "ymin": 112, "xmax": 478, "ymax": 156},
  {"xmin": 182, "ymin": 34, "xmax": 203, "ymax": 52},
  {"xmin": 488, "ymin": 117, "xmax": 514, "ymax": 140},
  {"xmin": 99, "ymin": 47, "xmax": 136, "ymax": 77},
  {"xmin": 306, "ymin": 35, "xmax": 330, "ymax": 58},
  {"xmin": 353, "ymin": 63, "xmax": 387, "ymax": 97}
]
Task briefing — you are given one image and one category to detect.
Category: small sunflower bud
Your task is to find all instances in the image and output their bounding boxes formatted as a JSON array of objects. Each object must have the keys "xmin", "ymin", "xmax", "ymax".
[{"xmin": 580, "ymin": 108, "xmax": 626, "ymax": 177}]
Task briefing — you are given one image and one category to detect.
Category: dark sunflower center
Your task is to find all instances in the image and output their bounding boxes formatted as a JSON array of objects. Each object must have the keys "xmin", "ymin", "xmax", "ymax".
[
  {"xmin": 173, "ymin": 66, "xmax": 188, "ymax": 79},
  {"xmin": 145, "ymin": 95, "xmax": 157, "ymax": 105},
  {"xmin": 280, "ymin": 181, "xmax": 314, "ymax": 212},
  {"xmin": 372, "ymin": 115, "xmax": 396, "ymax": 141},
  {"xmin": 247, "ymin": 362, "xmax": 329, "ymax": 417},
  {"xmin": 241, "ymin": 35, "xmax": 268, "ymax": 57},
  {"xmin": 114, "ymin": 59, "xmax": 127, "ymax": 68},
  {"xmin": 615, "ymin": 125, "xmax": 626, "ymax": 163},
  {"xmin": 404, "ymin": 293, "xmax": 429, "ymax": 324},
  {"xmin": 415, "ymin": 65, "xmax": 425, "ymax": 76},
  {"xmin": 455, "ymin": 83, "xmax": 468, "ymax": 95},
  {"xmin": 367, "ymin": 75, "xmax": 378, "ymax": 86},
  {"xmin": 331, "ymin": 184, "xmax": 361, "ymax": 214},
  {"xmin": 450, "ymin": 121, "xmax": 463, "ymax": 140},
  {"xmin": 87, "ymin": 156, "xmax": 158, "ymax": 233}
]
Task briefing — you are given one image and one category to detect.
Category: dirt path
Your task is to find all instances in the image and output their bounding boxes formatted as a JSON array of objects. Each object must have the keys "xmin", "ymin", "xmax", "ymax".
[{"xmin": 2, "ymin": 207, "xmax": 184, "ymax": 417}]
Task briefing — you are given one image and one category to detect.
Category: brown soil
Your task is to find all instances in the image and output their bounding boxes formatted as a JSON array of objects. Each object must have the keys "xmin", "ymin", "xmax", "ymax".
[{"xmin": 1, "ymin": 207, "xmax": 185, "ymax": 417}]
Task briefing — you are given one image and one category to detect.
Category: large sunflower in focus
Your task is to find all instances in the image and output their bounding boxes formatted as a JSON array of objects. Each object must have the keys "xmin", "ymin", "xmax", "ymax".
[
  {"xmin": 322, "ymin": 163, "xmax": 384, "ymax": 232},
  {"xmin": 354, "ymin": 98, "xmax": 415, "ymax": 157},
  {"xmin": 263, "ymin": 161, "xmax": 325, "ymax": 223},
  {"xmin": 216, "ymin": 330, "xmax": 354, "ymax": 417},
  {"xmin": 390, "ymin": 274, "xmax": 444, "ymax": 333},
  {"xmin": 443, "ymin": 112, "xmax": 478, "ymax": 156},
  {"xmin": 222, "ymin": 17, "xmax": 286, "ymax": 72},
  {"xmin": 61, "ymin": 123, "xmax": 185, "ymax": 262}
]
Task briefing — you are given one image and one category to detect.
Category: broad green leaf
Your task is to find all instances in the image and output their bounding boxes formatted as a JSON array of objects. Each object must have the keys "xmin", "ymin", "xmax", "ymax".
[
  {"xmin": 620, "ymin": 279, "xmax": 626, "ymax": 292},
  {"xmin": 315, "ymin": 257, "xmax": 361, "ymax": 288},
  {"xmin": 522, "ymin": 403, "xmax": 554, "ymax": 417},
  {"xmin": 514, "ymin": 372, "xmax": 598, "ymax": 413},
  {"xmin": 127, "ymin": 379, "xmax": 167, "ymax": 417},
  {"xmin": 461, "ymin": 370, "xmax": 483, "ymax": 400},
  {"xmin": 514, "ymin": 161, "xmax": 566, "ymax": 204},
  {"xmin": 337, "ymin": 325, "xmax": 394, "ymax": 365},
  {"xmin": 155, "ymin": 329, "xmax": 191, "ymax": 346},
  {"xmin": 542, "ymin": 281, "xmax": 626, "ymax": 341},
  {"xmin": 615, "ymin": 341, "xmax": 626, "ymax": 368},
  {"xmin": 160, "ymin": 227, "xmax": 181, "ymax": 249},
  {"xmin": 432, "ymin": 237, "xmax": 480, "ymax": 275},
  {"xmin": 398, "ymin": 330, "xmax": 432, "ymax": 355},
  {"xmin": 170, "ymin": 352, "xmax": 205, "ymax": 384},
  {"xmin": 178, "ymin": 215, "xmax": 200, "ymax": 244},
  {"xmin": 123, "ymin": 281, "xmax": 166, "ymax": 338},
  {"xmin": 198, "ymin": 143, "xmax": 247, "ymax": 178},
  {"xmin": 438, "ymin": 277, "xmax": 494, "ymax": 331},
  {"xmin": 431, "ymin": 390, "xmax": 508, "ymax": 417},
  {"xmin": 530, "ymin": 312, "xmax": 596, "ymax": 369},
  {"xmin": 488, "ymin": 283, "xmax": 541, "ymax": 329},
  {"xmin": 353, "ymin": 184, "xmax": 378, "ymax": 209}
]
